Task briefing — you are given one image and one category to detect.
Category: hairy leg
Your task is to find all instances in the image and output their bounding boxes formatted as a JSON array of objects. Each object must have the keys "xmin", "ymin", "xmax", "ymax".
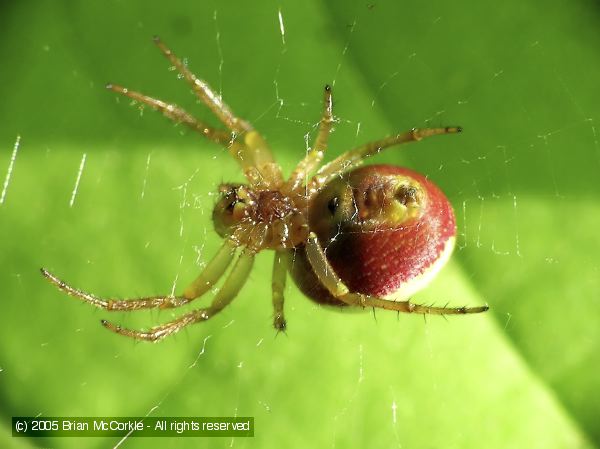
[
  {"xmin": 106, "ymin": 83, "xmax": 232, "ymax": 146},
  {"xmin": 109, "ymin": 37, "xmax": 281, "ymax": 186},
  {"xmin": 284, "ymin": 85, "xmax": 334, "ymax": 193},
  {"xmin": 309, "ymin": 127, "xmax": 461, "ymax": 193},
  {"xmin": 153, "ymin": 36, "xmax": 251, "ymax": 134},
  {"xmin": 102, "ymin": 251, "xmax": 255, "ymax": 342},
  {"xmin": 41, "ymin": 241, "xmax": 236, "ymax": 311}
]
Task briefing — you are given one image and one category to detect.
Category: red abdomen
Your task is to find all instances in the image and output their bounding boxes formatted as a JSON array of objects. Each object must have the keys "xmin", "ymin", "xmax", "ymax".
[{"xmin": 289, "ymin": 165, "xmax": 456, "ymax": 305}]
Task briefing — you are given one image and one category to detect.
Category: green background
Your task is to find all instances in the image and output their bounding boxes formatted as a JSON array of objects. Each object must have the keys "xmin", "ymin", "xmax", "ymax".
[{"xmin": 1, "ymin": 0, "xmax": 599, "ymax": 448}]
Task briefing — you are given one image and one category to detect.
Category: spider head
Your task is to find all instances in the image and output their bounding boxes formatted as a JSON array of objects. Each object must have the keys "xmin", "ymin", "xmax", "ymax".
[{"xmin": 213, "ymin": 183, "xmax": 253, "ymax": 238}]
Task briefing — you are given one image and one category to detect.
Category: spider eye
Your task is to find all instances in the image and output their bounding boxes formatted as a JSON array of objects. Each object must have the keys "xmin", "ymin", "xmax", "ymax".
[{"xmin": 327, "ymin": 197, "xmax": 339, "ymax": 215}]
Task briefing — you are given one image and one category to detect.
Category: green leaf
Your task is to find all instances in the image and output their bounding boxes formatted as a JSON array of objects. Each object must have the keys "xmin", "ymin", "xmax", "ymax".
[{"xmin": 0, "ymin": 1, "xmax": 597, "ymax": 448}]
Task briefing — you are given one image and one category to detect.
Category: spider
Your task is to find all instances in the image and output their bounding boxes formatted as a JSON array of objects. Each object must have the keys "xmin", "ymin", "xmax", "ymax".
[{"xmin": 41, "ymin": 37, "xmax": 488, "ymax": 342}]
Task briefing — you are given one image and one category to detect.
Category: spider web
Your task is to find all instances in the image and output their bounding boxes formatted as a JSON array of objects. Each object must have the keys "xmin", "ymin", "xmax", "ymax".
[{"xmin": 1, "ymin": 1, "xmax": 599, "ymax": 448}]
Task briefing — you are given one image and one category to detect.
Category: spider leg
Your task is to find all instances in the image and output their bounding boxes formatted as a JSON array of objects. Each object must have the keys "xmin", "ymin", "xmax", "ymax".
[
  {"xmin": 101, "ymin": 250, "xmax": 255, "ymax": 342},
  {"xmin": 107, "ymin": 81, "xmax": 277, "ymax": 185},
  {"xmin": 106, "ymin": 83, "xmax": 233, "ymax": 147},
  {"xmin": 304, "ymin": 232, "xmax": 488, "ymax": 315},
  {"xmin": 309, "ymin": 126, "xmax": 461, "ymax": 193},
  {"xmin": 182, "ymin": 241, "xmax": 237, "ymax": 299},
  {"xmin": 40, "ymin": 241, "xmax": 236, "ymax": 311},
  {"xmin": 153, "ymin": 36, "xmax": 251, "ymax": 134},
  {"xmin": 284, "ymin": 85, "xmax": 334, "ymax": 193},
  {"xmin": 271, "ymin": 250, "xmax": 288, "ymax": 331},
  {"xmin": 152, "ymin": 36, "xmax": 282, "ymax": 188}
]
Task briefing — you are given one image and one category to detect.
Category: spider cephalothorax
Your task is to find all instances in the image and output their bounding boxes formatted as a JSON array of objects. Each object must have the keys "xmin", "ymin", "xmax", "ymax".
[
  {"xmin": 41, "ymin": 37, "xmax": 488, "ymax": 342},
  {"xmin": 213, "ymin": 183, "xmax": 309, "ymax": 251}
]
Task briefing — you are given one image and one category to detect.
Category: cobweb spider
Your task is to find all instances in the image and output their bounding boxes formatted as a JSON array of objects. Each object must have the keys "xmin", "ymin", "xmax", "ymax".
[{"xmin": 42, "ymin": 37, "xmax": 488, "ymax": 342}]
